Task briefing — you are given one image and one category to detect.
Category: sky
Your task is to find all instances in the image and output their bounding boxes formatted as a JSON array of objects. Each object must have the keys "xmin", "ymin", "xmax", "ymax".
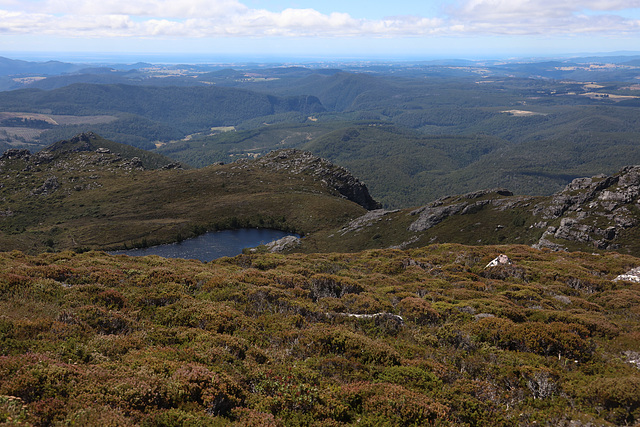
[{"xmin": 1, "ymin": 0, "xmax": 640, "ymax": 61}]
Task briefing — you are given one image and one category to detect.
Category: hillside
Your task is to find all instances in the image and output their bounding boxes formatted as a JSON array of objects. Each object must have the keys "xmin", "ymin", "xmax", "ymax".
[
  {"xmin": 298, "ymin": 166, "xmax": 640, "ymax": 258},
  {"xmin": 155, "ymin": 121, "xmax": 350, "ymax": 168},
  {"xmin": 0, "ymin": 83, "xmax": 326, "ymax": 149},
  {"xmin": 0, "ymin": 134, "xmax": 373, "ymax": 254},
  {"xmin": 1, "ymin": 244, "xmax": 639, "ymax": 425},
  {"xmin": 41, "ymin": 131, "xmax": 181, "ymax": 170},
  {"xmin": 157, "ymin": 101, "xmax": 640, "ymax": 209}
]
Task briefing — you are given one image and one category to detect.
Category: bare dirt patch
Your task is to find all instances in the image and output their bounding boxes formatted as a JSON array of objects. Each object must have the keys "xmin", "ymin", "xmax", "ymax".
[
  {"xmin": 48, "ymin": 114, "xmax": 118, "ymax": 125},
  {"xmin": 501, "ymin": 110, "xmax": 546, "ymax": 117},
  {"xmin": 0, "ymin": 127, "xmax": 47, "ymax": 140},
  {"xmin": 0, "ymin": 112, "xmax": 58, "ymax": 124},
  {"xmin": 581, "ymin": 92, "xmax": 640, "ymax": 101},
  {"xmin": 0, "ymin": 112, "xmax": 118, "ymax": 126}
]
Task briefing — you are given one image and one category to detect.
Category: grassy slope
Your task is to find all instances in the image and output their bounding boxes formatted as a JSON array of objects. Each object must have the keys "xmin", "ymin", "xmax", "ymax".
[
  {"xmin": 297, "ymin": 179, "xmax": 640, "ymax": 258},
  {"xmin": 0, "ymin": 137, "xmax": 367, "ymax": 254},
  {"xmin": 298, "ymin": 191, "xmax": 545, "ymax": 254},
  {"xmin": 42, "ymin": 131, "xmax": 180, "ymax": 170},
  {"xmin": 0, "ymin": 244, "xmax": 639, "ymax": 425}
]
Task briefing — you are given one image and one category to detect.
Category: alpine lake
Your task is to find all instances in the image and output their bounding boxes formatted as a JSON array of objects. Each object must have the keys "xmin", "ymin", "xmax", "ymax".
[{"xmin": 109, "ymin": 228, "xmax": 298, "ymax": 262}]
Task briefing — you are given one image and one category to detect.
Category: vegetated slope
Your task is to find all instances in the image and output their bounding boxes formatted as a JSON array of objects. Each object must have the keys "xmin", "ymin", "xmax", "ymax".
[
  {"xmin": 299, "ymin": 166, "xmax": 640, "ymax": 257},
  {"xmin": 0, "ymin": 244, "xmax": 639, "ymax": 425},
  {"xmin": 5, "ymin": 71, "xmax": 640, "ymax": 208},
  {"xmin": 40, "ymin": 131, "xmax": 181, "ymax": 170},
  {"xmin": 277, "ymin": 72, "xmax": 398, "ymax": 111},
  {"xmin": 155, "ymin": 121, "xmax": 349, "ymax": 167},
  {"xmin": 25, "ymin": 71, "xmax": 215, "ymax": 90},
  {"xmin": 0, "ymin": 134, "xmax": 373, "ymax": 254},
  {"xmin": 0, "ymin": 84, "xmax": 326, "ymax": 149},
  {"xmin": 302, "ymin": 124, "xmax": 507, "ymax": 207},
  {"xmin": 200, "ymin": 70, "xmax": 399, "ymax": 112}
]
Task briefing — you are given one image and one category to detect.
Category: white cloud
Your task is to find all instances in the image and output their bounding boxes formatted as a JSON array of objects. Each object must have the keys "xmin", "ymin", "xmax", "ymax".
[
  {"xmin": 447, "ymin": 0, "xmax": 640, "ymax": 35},
  {"xmin": 0, "ymin": 0, "xmax": 639, "ymax": 39},
  {"xmin": 38, "ymin": 0, "xmax": 248, "ymax": 18}
]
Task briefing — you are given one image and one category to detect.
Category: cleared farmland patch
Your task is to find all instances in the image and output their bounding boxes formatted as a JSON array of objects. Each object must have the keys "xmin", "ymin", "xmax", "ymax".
[
  {"xmin": 48, "ymin": 114, "xmax": 118, "ymax": 125},
  {"xmin": 0, "ymin": 126, "xmax": 46, "ymax": 140}
]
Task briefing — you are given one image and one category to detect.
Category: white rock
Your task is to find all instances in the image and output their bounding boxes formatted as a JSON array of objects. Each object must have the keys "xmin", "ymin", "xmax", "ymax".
[
  {"xmin": 613, "ymin": 267, "xmax": 640, "ymax": 282},
  {"xmin": 485, "ymin": 254, "xmax": 512, "ymax": 268}
]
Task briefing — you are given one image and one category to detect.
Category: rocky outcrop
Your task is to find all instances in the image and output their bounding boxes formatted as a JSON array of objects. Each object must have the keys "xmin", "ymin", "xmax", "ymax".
[
  {"xmin": 310, "ymin": 164, "xmax": 640, "ymax": 256},
  {"xmin": 161, "ymin": 162, "xmax": 183, "ymax": 170},
  {"xmin": 409, "ymin": 202, "xmax": 467, "ymax": 232},
  {"xmin": 614, "ymin": 267, "xmax": 640, "ymax": 282},
  {"xmin": 408, "ymin": 189, "xmax": 513, "ymax": 232},
  {"xmin": 623, "ymin": 351, "xmax": 640, "ymax": 370},
  {"xmin": 339, "ymin": 209, "xmax": 399, "ymax": 235},
  {"xmin": 31, "ymin": 176, "xmax": 60, "ymax": 195},
  {"xmin": 533, "ymin": 166, "xmax": 640, "ymax": 251},
  {"xmin": 44, "ymin": 132, "xmax": 99, "ymax": 153},
  {"xmin": 265, "ymin": 235, "xmax": 301, "ymax": 252},
  {"xmin": 485, "ymin": 254, "xmax": 512, "ymax": 268},
  {"xmin": 1, "ymin": 148, "xmax": 31, "ymax": 161},
  {"xmin": 126, "ymin": 157, "xmax": 144, "ymax": 170},
  {"xmin": 250, "ymin": 149, "xmax": 381, "ymax": 210},
  {"xmin": 534, "ymin": 175, "xmax": 616, "ymax": 220}
]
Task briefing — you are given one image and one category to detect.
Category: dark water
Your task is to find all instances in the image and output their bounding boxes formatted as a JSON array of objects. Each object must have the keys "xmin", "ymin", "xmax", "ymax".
[{"xmin": 109, "ymin": 229, "xmax": 297, "ymax": 262}]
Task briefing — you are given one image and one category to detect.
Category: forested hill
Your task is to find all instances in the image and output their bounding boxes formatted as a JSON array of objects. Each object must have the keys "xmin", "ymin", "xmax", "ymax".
[{"xmin": 0, "ymin": 83, "xmax": 325, "ymax": 134}]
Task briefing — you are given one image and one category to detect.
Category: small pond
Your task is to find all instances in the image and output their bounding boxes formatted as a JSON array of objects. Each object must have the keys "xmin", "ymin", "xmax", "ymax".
[{"xmin": 109, "ymin": 229, "xmax": 298, "ymax": 262}]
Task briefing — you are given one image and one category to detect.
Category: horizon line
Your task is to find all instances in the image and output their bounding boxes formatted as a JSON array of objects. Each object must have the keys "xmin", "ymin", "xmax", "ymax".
[{"xmin": 3, "ymin": 50, "xmax": 640, "ymax": 65}]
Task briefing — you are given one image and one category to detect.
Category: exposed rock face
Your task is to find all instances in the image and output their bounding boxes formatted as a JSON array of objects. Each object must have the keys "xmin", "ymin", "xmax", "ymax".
[
  {"xmin": 127, "ymin": 157, "xmax": 144, "ymax": 170},
  {"xmin": 408, "ymin": 189, "xmax": 514, "ymax": 232},
  {"xmin": 1, "ymin": 149, "xmax": 31, "ymax": 161},
  {"xmin": 30, "ymin": 132, "xmax": 177, "ymax": 170},
  {"xmin": 485, "ymin": 254, "xmax": 512, "ymax": 268},
  {"xmin": 614, "ymin": 267, "xmax": 640, "ymax": 282},
  {"xmin": 533, "ymin": 166, "xmax": 640, "ymax": 251},
  {"xmin": 409, "ymin": 203, "xmax": 467, "ymax": 232},
  {"xmin": 31, "ymin": 176, "xmax": 60, "ymax": 195},
  {"xmin": 44, "ymin": 132, "xmax": 99, "ymax": 153},
  {"xmin": 339, "ymin": 209, "xmax": 399, "ymax": 235},
  {"xmin": 161, "ymin": 162, "xmax": 183, "ymax": 170},
  {"xmin": 251, "ymin": 149, "xmax": 381, "ymax": 210},
  {"xmin": 265, "ymin": 235, "xmax": 301, "ymax": 252},
  {"xmin": 346, "ymin": 165, "xmax": 640, "ymax": 256},
  {"xmin": 623, "ymin": 350, "xmax": 640, "ymax": 369},
  {"xmin": 534, "ymin": 175, "xmax": 616, "ymax": 220}
]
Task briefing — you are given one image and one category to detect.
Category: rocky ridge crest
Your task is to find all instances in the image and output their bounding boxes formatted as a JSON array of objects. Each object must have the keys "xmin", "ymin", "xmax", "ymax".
[
  {"xmin": 234, "ymin": 149, "xmax": 381, "ymax": 210},
  {"xmin": 322, "ymin": 165, "xmax": 640, "ymax": 256},
  {"xmin": 533, "ymin": 166, "xmax": 640, "ymax": 251}
]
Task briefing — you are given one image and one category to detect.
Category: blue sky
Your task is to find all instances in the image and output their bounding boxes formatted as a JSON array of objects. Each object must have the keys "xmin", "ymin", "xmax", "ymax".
[{"xmin": 1, "ymin": 0, "xmax": 640, "ymax": 61}]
